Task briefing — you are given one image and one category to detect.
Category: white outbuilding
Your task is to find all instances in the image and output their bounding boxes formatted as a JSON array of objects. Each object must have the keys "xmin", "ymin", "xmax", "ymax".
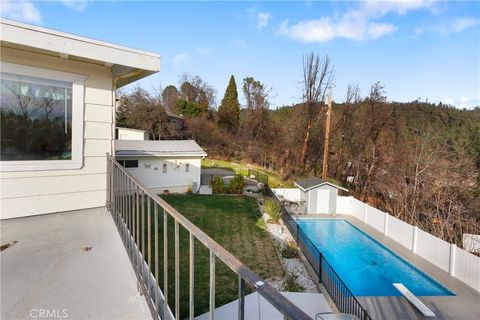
[
  {"xmin": 115, "ymin": 140, "xmax": 207, "ymax": 193},
  {"xmin": 294, "ymin": 177, "xmax": 348, "ymax": 214}
]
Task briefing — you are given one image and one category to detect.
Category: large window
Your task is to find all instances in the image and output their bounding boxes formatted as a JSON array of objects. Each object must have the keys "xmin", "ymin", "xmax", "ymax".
[{"xmin": 0, "ymin": 62, "xmax": 86, "ymax": 171}]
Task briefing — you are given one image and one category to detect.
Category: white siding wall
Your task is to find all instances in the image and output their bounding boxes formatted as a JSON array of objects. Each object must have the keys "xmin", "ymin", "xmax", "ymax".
[
  {"xmin": 1, "ymin": 47, "xmax": 113, "ymax": 219},
  {"xmin": 120, "ymin": 157, "xmax": 201, "ymax": 193},
  {"xmin": 118, "ymin": 128, "xmax": 147, "ymax": 140}
]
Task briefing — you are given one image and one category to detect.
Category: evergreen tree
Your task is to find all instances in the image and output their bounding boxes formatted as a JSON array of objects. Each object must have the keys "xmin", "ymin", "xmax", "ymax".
[{"xmin": 217, "ymin": 75, "xmax": 240, "ymax": 133}]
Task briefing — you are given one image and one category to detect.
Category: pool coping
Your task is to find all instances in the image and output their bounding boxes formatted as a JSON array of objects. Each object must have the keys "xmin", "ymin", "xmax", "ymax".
[
  {"xmin": 293, "ymin": 214, "xmax": 480, "ymax": 320},
  {"xmin": 295, "ymin": 217, "xmax": 456, "ymax": 296}
]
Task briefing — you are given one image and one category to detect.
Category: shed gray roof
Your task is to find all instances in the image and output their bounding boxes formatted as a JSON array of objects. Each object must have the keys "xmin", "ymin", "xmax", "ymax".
[
  {"xmin": 115, "ymin": 140, "xmax": 207, "ymax": 157},
  {"xmin": 294, "ymin": 177, "xmax": 348, "ymax": 192}
]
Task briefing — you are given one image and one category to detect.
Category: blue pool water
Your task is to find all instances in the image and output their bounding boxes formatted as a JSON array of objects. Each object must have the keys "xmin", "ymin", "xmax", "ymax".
[{"xmin": 296, "ymin": 219, "xmax": 455, "ymax": 296}]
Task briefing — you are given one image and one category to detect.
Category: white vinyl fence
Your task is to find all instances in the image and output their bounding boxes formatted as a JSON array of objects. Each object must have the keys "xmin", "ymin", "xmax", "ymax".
[
  {"xmin": 337, "ymin": 196, "xmax": 480, "ymax": 293},
  {"xmin": 271, "ymin": 188, "xmax": 301, "ymax": 201}
]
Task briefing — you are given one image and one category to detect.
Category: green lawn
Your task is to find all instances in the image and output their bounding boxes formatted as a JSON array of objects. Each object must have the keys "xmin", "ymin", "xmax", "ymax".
[
  {"xmin": 152, "ymin": 195, "xmax": 284, "ymax": 318},
  {"xmin": 201, "ymin": 158, "xmax": 293, "ymax": 188}
]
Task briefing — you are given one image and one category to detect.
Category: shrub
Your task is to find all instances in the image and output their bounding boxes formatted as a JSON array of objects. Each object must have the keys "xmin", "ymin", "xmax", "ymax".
[
  {"xmin": 264, "ymin": 198, "xmax": 281, "ymax": 223},
  {"xmin": 281, "ymin": 240, "xmax": 298, "ymax": 259},
  {"xmin": 229, "ymin": 174, "xmax": 245, "ymax": 194},
  {"xmin": 186, "ymin": 186, "xmax": 193, "ymax": 194},
  {"xmin": 210, "ymin": 176, "xmax": 225, "ymax": 194},
  {"xmin": 281, "ymin": 275, "xmax": 305, "ymax": 292}
]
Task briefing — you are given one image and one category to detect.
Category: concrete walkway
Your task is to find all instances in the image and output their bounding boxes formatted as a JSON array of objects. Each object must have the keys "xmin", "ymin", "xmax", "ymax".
[
  {"xmin": 301, "ymin": 214, "xmax": 480, "ymax": 320},
  {"xmin": 196, "ymin": 292, "xmax": 333, "ymax": 320},
  {"xmin": 0, "ymin": 208, "xmax": 151, "ymax": 320}
]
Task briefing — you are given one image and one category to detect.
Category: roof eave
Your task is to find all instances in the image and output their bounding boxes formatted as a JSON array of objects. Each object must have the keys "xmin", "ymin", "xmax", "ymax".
[{"xmin": 0, "ymin": 19, "xmax": 160, "ymax": 88}]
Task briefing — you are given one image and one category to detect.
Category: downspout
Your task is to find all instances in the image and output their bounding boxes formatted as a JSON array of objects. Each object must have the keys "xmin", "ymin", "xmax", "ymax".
[{"xmin": 111, "ymin": 69, "xmax": 145, "ymax": 157}]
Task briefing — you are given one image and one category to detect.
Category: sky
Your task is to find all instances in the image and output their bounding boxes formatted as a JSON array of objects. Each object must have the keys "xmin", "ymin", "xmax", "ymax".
[{"xmin": 1, "ymin": 0, "xmax": 479, "ymax": 109}]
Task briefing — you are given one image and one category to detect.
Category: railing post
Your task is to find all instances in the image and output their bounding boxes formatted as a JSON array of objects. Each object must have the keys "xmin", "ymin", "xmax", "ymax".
[
  {"xmin": 154, "ymin": 204, "xmax": 159, "ymax": 320},
  {"xmin": 189, "ymin": 233, "xmax": 195, "ymax": 320},
  {"xmin": 163, "ymin": 209, "xmax": 168, "ymax": 320},
  {"xmin": 209, "ymin": 250, "xmax": 216, "ymax": 320},
  {"xmin": 106, "ymin": 154, "xmax": 112, "ymax": 210},
  {"xmin": 175, "ymin": 221, "xmax": 180, "ymax": 320},
  {"xmin": 238, "ymin": 276, "xmax": 245, "ymax": 320}
]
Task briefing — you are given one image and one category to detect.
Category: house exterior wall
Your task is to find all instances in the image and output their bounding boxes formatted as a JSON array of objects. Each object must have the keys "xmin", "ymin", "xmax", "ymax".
[
  {"xmin": 118, "ymin": 157, "xmax": 201, "ymax": 193},
  {"xmin": 1, "ymin": 46, "xmax": 114, "ymax": 219},
  {"xmin": 117, "ymin": 128, "xmax": 148, "ymax": 141}
]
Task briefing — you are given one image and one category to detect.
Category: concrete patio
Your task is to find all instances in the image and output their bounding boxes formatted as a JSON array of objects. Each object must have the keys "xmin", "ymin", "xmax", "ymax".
[
  {"xmin": 0, "ymin": 207, "xmax": 151, "ymax": 320},
  {"xmin": 196, "ymin": 292, "xmax": 336, "ymax": 320}
]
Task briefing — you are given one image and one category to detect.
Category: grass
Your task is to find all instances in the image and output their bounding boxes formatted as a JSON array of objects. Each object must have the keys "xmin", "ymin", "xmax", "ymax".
[
  {"xmin": 149, "ymin": 194, "xmax": 284, "ymax": 318},
  {"xmin": 201, "ymin": 158, "xmax": 293, "ymax": 188}
]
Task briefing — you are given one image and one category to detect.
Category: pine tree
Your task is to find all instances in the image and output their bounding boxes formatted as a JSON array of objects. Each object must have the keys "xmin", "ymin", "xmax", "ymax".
[{"xmin": 218, "ymin": 75, "xmax": 240, "ymax": 133}]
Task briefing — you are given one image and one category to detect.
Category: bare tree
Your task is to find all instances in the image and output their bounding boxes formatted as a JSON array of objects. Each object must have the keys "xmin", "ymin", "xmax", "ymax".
[{"xmin": 299, "ymin": 53, "xmax": 334, "ymax": 169}]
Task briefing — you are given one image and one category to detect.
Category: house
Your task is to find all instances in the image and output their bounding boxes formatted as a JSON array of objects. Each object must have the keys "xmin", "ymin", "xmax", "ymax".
[
  {"xmin": 294, "ymin": 177, "xmax": 348, "ymax": 214},
  {"xmin": 116, "ymin": 127, "xmax": 149, "ymax": 140},
  {"xmin": 115, "ymin": 139, "xmax": 207, "ymax": 193},
  {"xmin": 0, "ymin": 19, "xmax": 160, "ymax": 220}
]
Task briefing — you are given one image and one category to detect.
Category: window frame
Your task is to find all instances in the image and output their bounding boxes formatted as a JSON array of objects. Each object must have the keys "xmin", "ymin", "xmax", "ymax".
[{"xmin": 0, "ymin": 62, "xmax": 87, "ymax": 172}]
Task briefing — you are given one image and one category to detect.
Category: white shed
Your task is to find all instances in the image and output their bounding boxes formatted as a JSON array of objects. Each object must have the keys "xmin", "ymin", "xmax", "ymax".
[
  {"xmin": 115, "ymin": 140, "xmax": 207, "ymax": 193},
  {"xmin": 116, "ymin": 127, "xmax": 149, "ymax": 141},
  {"xmin": 0, "ymin": 19, "xmax": 160, "ymax": 219},
  {"xmin": 294, "ymin": 177, "xmax": 348, "ymax": 214}
]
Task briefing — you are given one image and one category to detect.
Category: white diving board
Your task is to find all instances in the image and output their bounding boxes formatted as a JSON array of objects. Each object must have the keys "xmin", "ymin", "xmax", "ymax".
[{"xmin": 393, "ymin": 283, "xmax": 436, "ymax": 317}]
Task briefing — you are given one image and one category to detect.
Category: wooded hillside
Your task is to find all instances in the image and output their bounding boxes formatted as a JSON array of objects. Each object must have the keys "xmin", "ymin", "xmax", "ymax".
[{"xmin": 117, "ymin": 61, "xmax": 479, "ymax": 250}]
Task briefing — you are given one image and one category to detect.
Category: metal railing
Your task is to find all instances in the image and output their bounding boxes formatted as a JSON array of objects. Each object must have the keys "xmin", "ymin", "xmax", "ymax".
[
  {"xmin": 248, "ymin": 169, "xmax": 269, "ymax": 186},
  {"xmin": 266, "ymin": 187, "xmax": 372, "ymax": 320},
  {"xmin": 106, "ymin": 154, "xmax": 312, "ymax": 320}
]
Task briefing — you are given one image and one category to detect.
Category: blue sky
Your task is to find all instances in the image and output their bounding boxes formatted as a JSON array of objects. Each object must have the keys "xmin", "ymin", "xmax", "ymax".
[{"xmin": 2, "ymin": 0, "xmax": 479, "ymax": 109}]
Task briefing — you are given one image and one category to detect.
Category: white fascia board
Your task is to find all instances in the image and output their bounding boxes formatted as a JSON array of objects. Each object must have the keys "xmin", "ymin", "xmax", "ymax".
[
  {"xmin": 0, "ymin": 19, "xmax": 160, "ymax": 72},
  {"xmin": 294, "ymin": 181, "xmax": 349, "ymax": 192}
]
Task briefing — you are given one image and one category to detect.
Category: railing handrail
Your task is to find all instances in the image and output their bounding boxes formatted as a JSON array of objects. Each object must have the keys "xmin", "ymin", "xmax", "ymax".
[{"xmin": 107, "ymin": 154, "xmax": 312, "ymax": 320}]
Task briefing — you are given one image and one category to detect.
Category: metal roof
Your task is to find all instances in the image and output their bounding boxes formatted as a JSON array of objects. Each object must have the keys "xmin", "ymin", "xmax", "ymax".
[
  {"xmin": 294, "ymin": 177, "xmax": 348, "ymax": 192},
  {"xmin": 115, "ymin": 140, "xmax": 207, "ymax": 157}
]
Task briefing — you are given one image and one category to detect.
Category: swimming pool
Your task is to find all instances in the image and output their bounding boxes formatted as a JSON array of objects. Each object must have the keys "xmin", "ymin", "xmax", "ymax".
[{"xmin": 296, "ymin": 218, "xmax": 454, "ymax": 296}]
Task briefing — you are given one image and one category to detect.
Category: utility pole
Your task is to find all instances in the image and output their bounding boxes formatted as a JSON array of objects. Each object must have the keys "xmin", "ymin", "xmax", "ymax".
[{"xmin": 322, "ymin": 87, "xmax": 333, "ymax": 181}]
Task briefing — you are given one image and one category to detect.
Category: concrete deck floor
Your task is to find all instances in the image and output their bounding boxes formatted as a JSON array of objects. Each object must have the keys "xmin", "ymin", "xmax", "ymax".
[
  {"xmin": 196, "ymin": 292, "xmax": 335, "ymax": 320},
  {"xmin": 0, "ymin": 207, "xmax": 151, "ymax": 320},
  {"xmin": 299, "ymin": 214, "xmax": 480, "ymax": 320}
]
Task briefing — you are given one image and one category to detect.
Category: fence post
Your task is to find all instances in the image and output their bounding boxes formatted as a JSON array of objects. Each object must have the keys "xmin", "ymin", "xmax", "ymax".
[
  {"xmin": 318, "ymin": 253, "xmax": 323, "ymax": 282},
  {"xmin": 363, "ymin": 204, "xmax": 368, "ymax": 224},
  {"xmin": 349, "ymin": 196, "xmax": 353, "ymax": 215},
  {"xmin": 449, "ymin": 244, "xmax": 457, "ymax": 276},
  {"xmin": 384, "ymin": 212, "xmax": 389, "ymax": 235},
  {"xmin": 412, "ymin": 226, "xmax": 418, "ymax": 253}
]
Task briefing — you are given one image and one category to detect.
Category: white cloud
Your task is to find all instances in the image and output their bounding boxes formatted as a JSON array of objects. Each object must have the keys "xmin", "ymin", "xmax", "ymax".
[
  {"xmin": 278, "ymin": 0, "xmax": 438, "ymax": 43},
  {"xmin": 442, "ymin": 97, "xmax": 479, "ymax": 109},
  {"xmin": 0, "ymin": 0, "xmax": 42, "ymax": 24},
  {"xmin": 172, "ymin": 53, "xmax": 189, "ymax": 69},
  {"xmin": 450, "ymin": 17, "xmax": 478, "ymax": 33},
  {"xmin": 256, "ymin": 12, "xmax": 271, "ymax": 31},
  {"xmin": 61, "ymin": 0, "xmax": 88, "ymax": 12}
]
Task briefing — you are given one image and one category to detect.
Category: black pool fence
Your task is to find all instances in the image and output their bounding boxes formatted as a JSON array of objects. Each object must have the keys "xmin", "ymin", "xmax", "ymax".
[{"xmin": 266, "ymin": 186, "xmax": 372, "ymax": 320}]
